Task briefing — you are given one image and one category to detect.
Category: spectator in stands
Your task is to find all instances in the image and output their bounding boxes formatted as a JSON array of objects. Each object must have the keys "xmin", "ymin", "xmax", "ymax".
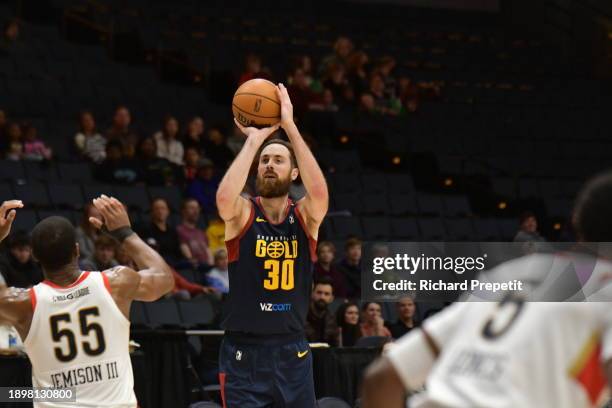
[
  {"xmin": 290, "ymin": 55, "xmax": 317, "ymax": 90},
  {"xmin": 203, "ymin": 127, "xmax": 235, "ymax": 170},
  {"xmin": 136, "ymin": 136, "xmax": 178, "ymax": 186},
  {"xmin": 22, "ymin": 124, "xmax": 52, "ymax": 161},
  {"xmin": 0, "ymin": 19, "xmax": 19, "ymax": 51},
  {"xmin": 308, "ymin": 88, "xmax": 339, "ymax": 113},
  {"xmin": 514, "ymin": 211, "xmax": 546, "ymax": 243},
  {"xmin": 322, "ymin": 63, "xmax": 349, "ymax": 104},
  {"xmin": 154, "ymin": 115, "xmax": 184, "ymax": 166},
  {"xmin": 369, "ymin": 73, "xmax": 400, "ymax": 116},
  {"xmin": 206, "ymin": 249, "xmax": 229, "ymax": 294},
  {"xmin": 205, "ymin": 213, "xmax": 225, "ymax": 254},
  {"xmin": 305, "ymin": 277, "xmax": 338, "ymax": 346},
  {"xmin": 359, "ymin": 93, "xmax": 377, "ymax": 115},
  {"xmin": 386, "ymin": 296, "xmax": 419, "ymax": 339},
  {"xmin": 182, "ymin": 116, "xmax": 206, "ymax": 152},
  {"xmin": 336, "ymin": 301, "xmax": 362, "ymax": 347},
  {"xmin": 314, "ymin": 241, "xmax": 347, "ymax": 298},
  {"xmin": 186, "ymin": 158, "xmax": 220, "ymax": 214},
  {"xmin": 94, "ymin": 140, "xmax": 140, "ymax": 184},
  {"xmin": 226, "ymin": 124, "xmax": 245, "ymax": 156},
  {"xmin": 337, "ymin": 237, "xmax": 362, "ymax": 299},
  {"xmin": 74, "ymin": 111, "xmax": 106, "ymax": 163},
  {"xmin": 106, "ymin": 105, "xmax": 139, "ymax": 159},
  {"xmin": 319, "ymin": 36, "xmax": 354, "ymax": 75},
  {"xmin": 177, "ymin": 198, "xmax": 212, "ymax": 267},
  {"xmin": 183, "ymin": 147, "xmax": 201, "ymax": 184},
  {"xmin": 347, "ymin": 51, "xmax": 370, "ymax": 96},
  {"xmin": 170, "ymin": 269, "xmax": 216, "ymax": 300},
  {"xmin": 398, "ymin": 77, "xmax": 420, "ymax": 112},
  {"xmin": 0, "ymin": 230, "xmax": 43, "ymax": 288},
  {"xmin": 360, "ymin": 302, "xmax": 391, "ymax": 338},
  {"xmin": 5, "ymin": 122, "xmax": 22, "ymax": 160},
  {"xmin": 288, "ymin": 68, "xmax": 320, "ymax": 119},
  {"xmin": 80, "ymin": 235, "xmax": 118, "ymax": 271},
  {"xmin": 136, "ymin": 198, "xmax": 184, "ymax": 265},
  {"xmin": 75, "ymin": 203, "xmax": 101, "ymax": 260},
  {"xmin": 374, "ymin": 56, "xmax": 397, "ymax": 99},
  {"xmin": 238, "ymin": 53, "xmax": 271, "ymax": 85}
]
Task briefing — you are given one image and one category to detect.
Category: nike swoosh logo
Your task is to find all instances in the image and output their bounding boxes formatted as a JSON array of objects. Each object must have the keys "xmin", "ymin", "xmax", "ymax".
[
  {"xmin": 297, "ymin": 350, "xmax": 309, "ymax": 358},
  {"xmin": 256, "ymin": 217, "xmax": 267, "ymax": 222}
]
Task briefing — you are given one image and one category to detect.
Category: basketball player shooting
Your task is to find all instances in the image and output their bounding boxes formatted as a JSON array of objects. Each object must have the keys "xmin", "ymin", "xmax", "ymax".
[
  {"xmin": 0, "ymin": 195, "xmax": 174, "ymax": 407},
  {"xmin": 216, "ymin": 83, "xmax": 328, "ymax": 408},
  {"xmin": 362, "ymin": 172, "xmax": 612, "ymax": 408}
]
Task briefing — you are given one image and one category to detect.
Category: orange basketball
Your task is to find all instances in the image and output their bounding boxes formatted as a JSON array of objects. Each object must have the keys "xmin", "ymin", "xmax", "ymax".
[{"xmin": 232, "ymin": 79, "xmax": 281, "ymax": 128}]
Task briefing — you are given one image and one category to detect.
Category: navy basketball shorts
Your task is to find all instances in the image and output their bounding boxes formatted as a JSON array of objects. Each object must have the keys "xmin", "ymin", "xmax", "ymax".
[{"xmin": 219, "ymin": 332, "xmax": 316, "ymax": 408}]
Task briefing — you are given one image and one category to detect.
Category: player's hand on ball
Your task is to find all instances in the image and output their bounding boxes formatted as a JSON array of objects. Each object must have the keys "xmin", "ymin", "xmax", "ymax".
[
  {"xmin": 276, "ymin": 83, "xmax": 294, "ymax": 129},
  {"xmin": 234, "ymin": 118, "xmax": 280, "ymax": 143},
  {"xmin": 90, "ymin": 195, "xmax": 131, "ymax": 231},
  {"xmin": 0, "ymin": 200, "xmax": 23, "ymax": 242}
]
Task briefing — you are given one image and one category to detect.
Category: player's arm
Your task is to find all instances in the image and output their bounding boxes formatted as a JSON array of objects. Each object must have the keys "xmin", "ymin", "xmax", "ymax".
[
  {"xmin": 0, "ymin": 200, "xmax": 31, "ymax": 327},
  {"xmin": 0, "ymin": 286, "xmax": 31, "ymax": 327},
  {"xmin": 216, "ymin": 119, "xmax": 279, "ymax": 235},
  {"xmin": 91, "ymin": 195, "xmax": 174, "ymax": 302},
  {"xmin": 362, "ymin": 302, "xmax": 467, "ymax": 408},
  {"xmin": 276, "ymin": 84, "xmax": 328, "ymax": 235},
  {"xmin": 362, "ymin": 328, "xmax": 439, "ymax": 408}
]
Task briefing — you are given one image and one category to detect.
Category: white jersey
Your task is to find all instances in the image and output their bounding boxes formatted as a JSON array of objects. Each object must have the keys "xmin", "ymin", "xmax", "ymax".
[
  {"xmin": 388, "ymin": 253, "xmax": 612, "ymax": 408},
  {"xmin": 23, "ymin": 271, "xmax": 137, "ymax": 408}
]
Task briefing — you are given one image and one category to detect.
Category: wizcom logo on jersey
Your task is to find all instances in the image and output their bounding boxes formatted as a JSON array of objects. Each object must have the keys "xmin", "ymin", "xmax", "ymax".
[{"xmin": 260, "ymin": 303, "xmax": 292, "ymax": 312}]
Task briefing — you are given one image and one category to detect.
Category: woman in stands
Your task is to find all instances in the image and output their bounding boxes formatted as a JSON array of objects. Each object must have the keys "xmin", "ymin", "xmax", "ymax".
[{"xmin": 337, "ymin": 301, "xmax": 362, "ymax": 347}]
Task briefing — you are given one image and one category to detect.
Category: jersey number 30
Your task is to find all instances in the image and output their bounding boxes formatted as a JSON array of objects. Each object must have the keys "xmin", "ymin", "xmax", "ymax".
[
  {"xmin": 263, "ymin": 260, "xmax": 295, "ymax": 290},
  {"xmin": 49, "ymin": 307, "xmax": 106, "ymax": 362}
]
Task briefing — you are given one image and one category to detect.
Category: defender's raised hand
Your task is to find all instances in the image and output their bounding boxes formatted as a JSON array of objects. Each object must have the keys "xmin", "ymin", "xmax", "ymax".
[
  {"xmin": 90, "ymin": 195, "xmax": 131, "ymax": 231},
  {"xmin": 0, "ymin": 200, "xmax": 23, "ymax": 242}
]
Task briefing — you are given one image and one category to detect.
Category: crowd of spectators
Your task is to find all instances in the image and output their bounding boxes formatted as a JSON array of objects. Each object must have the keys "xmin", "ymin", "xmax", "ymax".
[{"xmin": 268, "ymin": 36, "xmax": 444, "ymax": 120}]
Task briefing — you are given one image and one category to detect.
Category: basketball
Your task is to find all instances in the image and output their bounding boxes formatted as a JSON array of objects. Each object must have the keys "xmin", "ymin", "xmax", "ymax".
[{"xmin": 232, "ymin": 78, "xmax": 281, "ymax": 128}]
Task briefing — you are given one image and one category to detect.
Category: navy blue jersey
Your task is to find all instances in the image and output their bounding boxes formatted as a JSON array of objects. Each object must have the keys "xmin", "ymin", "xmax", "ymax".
[{"xmin": 222, "ymin": 197, "xmax": 317, "ymax": 335}]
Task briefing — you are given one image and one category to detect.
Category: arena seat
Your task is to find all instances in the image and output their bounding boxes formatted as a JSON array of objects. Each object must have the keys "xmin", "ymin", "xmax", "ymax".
[
  {"xmin": 0, "ymin": 182, "xmax": 13, "ymax": 201},
  {"xmin": 10, "ymin": 209, "xmax": 38, "ymax": 232},
  {"xmin": 473, "ymin": 218, "xmax": 502, "ymax": 241},
  {"xmin": 390, "ymin": 218, "xmax": 420, "ymax": 240},
  {"xmin": 442, "ymin": 195, "xmax": 471, "ymax": 217},
  {"xmin": 416, "ymin": 193, "xmax": 444, "ymax": 216},
  {"xmin": 129, "ymin": 301, "xmax": 149, "ymax": 328},
  {"xmin": 48, "ymin": 183, "xmax": 84, "ymax": 209},
  {"xmin": 444, "ymin": 218, "xmax": 475, "ymax": 241},
  {"xmin": 13, "ymin": 181, "xmax": 50, "ymax": 208},
  {"xmin": 418, "ymin": 218, "xmax": 446, "ymax": 241},
  {"xmin": 333, "ymin": 193, "xmax": 363, "ymax": 215},
  {"xmin": 361, "ymin": 193, "xmax": 388, "ymax": 215},
  {"xmin": 82, "ymin": 184, "xmax": 114, "ymax": 202},
  {"xmin": 23, "ymin": 161, "xmax": 59, "ymax": 183},
  {"xmin": 113, "ymin": 185, "xmax": 151, "ymax": 211},
  {"xmin": 178, "ymin": 298, "xmax": 216, "ymax": 329},
  {"xmin": 388, "ymin": 194, "xmax": 418, "ymax": 216},
  {"xmin": 144, "ymin": 299, "xmax": 182, "ymax": 328},
  {"xmin": 361, "ymin": 217, "xmax": 391, "ymax": 240},
  {"xmin": 332, "ymin": 217, "xmax": 363, "ymax": 240},
  {"xmin": 0, "ymin": 160, "xmax": 25, "ymax": 182},
  {"xmin": 58, "ymin": 163, "xmax": 94, "ymax": 183}
]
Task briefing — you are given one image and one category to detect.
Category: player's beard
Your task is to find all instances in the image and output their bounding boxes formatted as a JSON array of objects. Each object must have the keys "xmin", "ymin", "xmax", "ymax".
[{"xmin": 256, "ymin": 172, "xmax": 292, "ymax": 198}]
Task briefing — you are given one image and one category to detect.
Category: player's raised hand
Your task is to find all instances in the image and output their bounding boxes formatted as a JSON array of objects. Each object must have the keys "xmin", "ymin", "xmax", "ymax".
[
  {"xmin": 90, "ymin": 195, "xmax": 131, "ymax": 231},
  {"xmin": 276, "ymin": 83, "xmax": 294, "ymax": 129},
  {"xmin": 234, "ymin": 118, "xmax": 280, "ymax": 144},
  {"xmin": 0, "ymin": 200, "xmax": 23, "ymax": 242}
]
